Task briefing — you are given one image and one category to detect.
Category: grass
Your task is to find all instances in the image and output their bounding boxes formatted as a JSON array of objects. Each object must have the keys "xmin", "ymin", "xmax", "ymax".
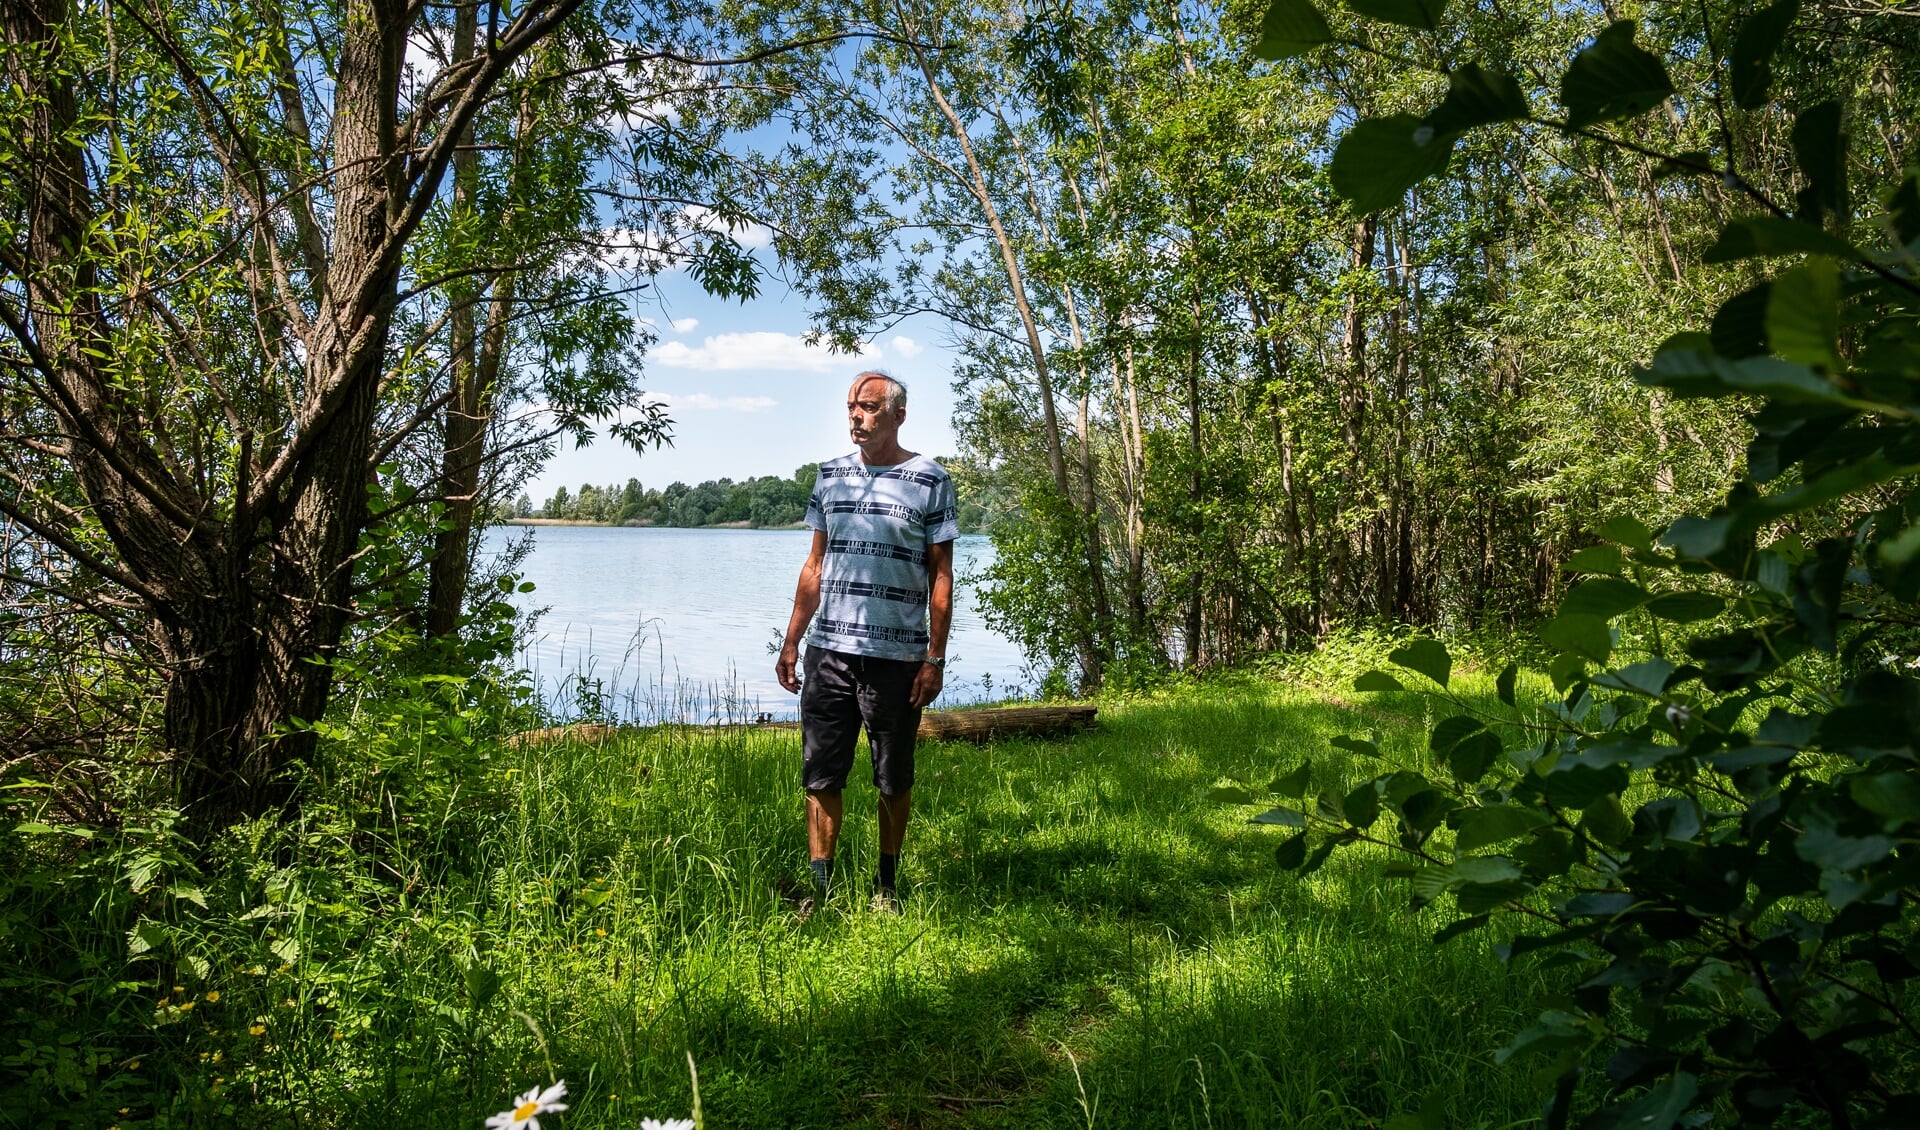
[{"xmin": 7, "ymin": 665, "xmax": 1561, "ymax": 1128}]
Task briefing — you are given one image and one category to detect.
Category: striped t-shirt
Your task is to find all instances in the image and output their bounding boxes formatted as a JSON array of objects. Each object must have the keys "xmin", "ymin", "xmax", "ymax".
[{"xmin": 804, "ymin": 453, "xmax": 960, "ymax": 661}]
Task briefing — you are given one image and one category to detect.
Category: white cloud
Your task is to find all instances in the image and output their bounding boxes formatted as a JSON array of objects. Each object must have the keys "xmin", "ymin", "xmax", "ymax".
[
  {"xmin": 651, "ymin": 392, "xmax": 778, "ymax": 413},
  {"xmin": 652, "ymin": 331, "xmax": 879, "ymax": 373},
  {"xmin": 681, "ymin": 204, "xmax": 774, "ymax": 249},
  {"xmin": 670, "ymin": 317, "xmax": 700, "ymax": 334},
  {"xmin": 889, "ymin": 335, "xmax": 925, "ymax": 358}
]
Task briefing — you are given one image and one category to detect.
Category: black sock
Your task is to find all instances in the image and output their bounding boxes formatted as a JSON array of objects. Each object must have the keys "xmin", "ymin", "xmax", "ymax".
[
  {"xmin": 877, "ymin": 853, "xmax": 898, "ymax": 890},
  {"xmin": 810, "ymin": 857, "xmax": 833, "ymax": 897}
]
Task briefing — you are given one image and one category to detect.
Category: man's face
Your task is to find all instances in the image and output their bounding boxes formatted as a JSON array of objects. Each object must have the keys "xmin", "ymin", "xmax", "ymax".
[{"xmin": 847, "ymin": 377, "xmax": 904, "ymax": 449}]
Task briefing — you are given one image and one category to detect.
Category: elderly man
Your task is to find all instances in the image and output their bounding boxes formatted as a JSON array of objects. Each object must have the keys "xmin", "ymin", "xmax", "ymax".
[{"xmin": 775, "ymin": 370, "xmax": 958, "ymax": 914}]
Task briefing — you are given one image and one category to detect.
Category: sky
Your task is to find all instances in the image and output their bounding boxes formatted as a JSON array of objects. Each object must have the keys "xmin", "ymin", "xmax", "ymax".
[{"xmin": 520, "ymin": 241, "xmax": 966, "ymax": 506}]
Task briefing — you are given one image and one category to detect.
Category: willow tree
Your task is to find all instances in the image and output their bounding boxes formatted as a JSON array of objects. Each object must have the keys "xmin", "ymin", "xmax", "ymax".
[{"xmin": 0, "ymin": 0, "xmax": 586, "ymax": 824}]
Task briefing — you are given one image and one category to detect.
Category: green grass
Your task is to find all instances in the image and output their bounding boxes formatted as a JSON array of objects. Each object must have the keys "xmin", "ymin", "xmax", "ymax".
[{"xmin": 10, "ymin": 668, "xmax": 1560, "ymax": 1128}]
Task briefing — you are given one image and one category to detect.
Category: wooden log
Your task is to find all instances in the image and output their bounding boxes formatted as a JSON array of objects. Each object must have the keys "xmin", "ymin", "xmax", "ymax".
[{"xmin": 917, "ymin": 704, "xmax": 1097, "ymax": 742}]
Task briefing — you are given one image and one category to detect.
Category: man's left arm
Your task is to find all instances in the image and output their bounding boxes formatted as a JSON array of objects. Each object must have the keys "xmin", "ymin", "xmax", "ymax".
[{"xmin": 911, "ymin": 539, "xmax": 954, "ymax": 708}]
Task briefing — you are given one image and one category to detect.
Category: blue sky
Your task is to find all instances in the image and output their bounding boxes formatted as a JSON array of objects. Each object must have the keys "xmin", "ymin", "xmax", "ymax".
[{"xmin": 523, "ymin": 245, "xmax": 965, "ymax": 504}]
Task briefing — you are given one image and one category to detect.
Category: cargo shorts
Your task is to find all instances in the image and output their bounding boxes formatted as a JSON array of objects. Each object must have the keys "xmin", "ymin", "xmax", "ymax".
[{"xmin": 800, "ymin": 647, "xmax": 922, "ymax": 795}]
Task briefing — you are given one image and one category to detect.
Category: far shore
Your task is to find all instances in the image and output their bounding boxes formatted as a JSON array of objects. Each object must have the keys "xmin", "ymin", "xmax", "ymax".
[{"xmin": 504, "ymin": 518, "xmax": 808, "ymax": 530}]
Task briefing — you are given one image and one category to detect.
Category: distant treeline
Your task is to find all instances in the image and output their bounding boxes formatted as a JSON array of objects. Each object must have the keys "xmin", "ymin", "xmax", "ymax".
[{"xmin": 517, "ymin": 457, "xmax": 1005, "ymax": 532}]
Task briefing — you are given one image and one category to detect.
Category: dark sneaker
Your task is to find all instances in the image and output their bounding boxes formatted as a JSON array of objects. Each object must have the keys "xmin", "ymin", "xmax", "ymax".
[{"xmin": 869, "ymin": 886, "xmax": 902, "ymax": 915}]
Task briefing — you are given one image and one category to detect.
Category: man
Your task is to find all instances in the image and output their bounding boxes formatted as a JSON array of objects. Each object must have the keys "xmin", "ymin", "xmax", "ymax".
[{"xmin": 775, "ymin": 371, "xmax": 957, "ymax": 915}]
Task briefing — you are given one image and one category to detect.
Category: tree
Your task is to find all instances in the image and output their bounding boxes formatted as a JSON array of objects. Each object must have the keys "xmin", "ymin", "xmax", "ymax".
[
  {"xmin": 1220, "ymin": 0, "xmax": 1920, "ymax": 1123},
  {"xmin": 0, "ymin": 0, "xmax": 599, "ymax": 824}
]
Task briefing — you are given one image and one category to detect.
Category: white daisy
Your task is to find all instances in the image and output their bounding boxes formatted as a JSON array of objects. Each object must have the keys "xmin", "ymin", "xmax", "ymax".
[
  {"xmin": 485, "ymin": 1080, "xmax": 569, "ymax": 1129},
  {"xmin": 640, "ymin": 1120, "xmax": 695, "ymax": 1130}
]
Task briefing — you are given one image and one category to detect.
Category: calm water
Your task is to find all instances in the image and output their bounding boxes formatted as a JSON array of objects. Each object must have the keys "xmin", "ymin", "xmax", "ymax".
[{"xmin": 485, "ymin": 525, "xmax": 1036, "ymax": 721}]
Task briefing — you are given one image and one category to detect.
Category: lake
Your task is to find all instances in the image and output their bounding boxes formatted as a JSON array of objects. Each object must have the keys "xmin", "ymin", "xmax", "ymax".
[{"xmin": 486, "ymin": 525, "xmax": 1037, "ymax": 721}]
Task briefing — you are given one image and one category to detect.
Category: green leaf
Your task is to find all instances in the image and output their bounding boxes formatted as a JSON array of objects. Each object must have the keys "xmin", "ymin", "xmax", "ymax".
[
  {"xmin": 1330, "ymin": 734, "xmax": 1380, "ymax": 758},
  {"xmin": 1638, "ymin": 349, "xmax": 1855, "ymax": 406},
  {"xmin": 1205, "ymin": 785, "xmax": 1257, "ymax": 804},
  {"xmin": 1702, "ymin": 215, "xmax": 1859, "ymax": 263},
  {"xmin": 1450, "ymin": 731, "xmax": 1502, "ymax": 783},
  {"xmin": 168, "ymin": 884, "xmax": 208, "ymax": 908},
  {"xmin": 1250, "ymin": 805, "xmax": 1307, "ymax": 827},
  {"xmin": 127, "ymin": 920, "xmax": 167, "ymax": 957},
  {"xmin": 1353, "ymin": 669, "xmax": 1406, "ymax": 692},
  {"xmin": 1329, "ymin": 114, "xmax": 1457, "ymax": 215},
  {"xmin": 465, "ymin": 961, "xmax": 501, "ymax": 1008},
  {"xmin": 1596, "ymin": 515, "xmax": 1652, "ymax": 550},
  {"xmin": 1563, "ymin": 545, "xmax": 1624, "ymax": 574},
  {"xmin": 1433, "ymin": 914, "xmax": 1491, "ymax": 945},
  {"xmin": 576, "ymin": 879, "xmax": 615, "ymax": 908},
  {"xmin": 1457, "ymin": 878, "xmax": 1533, "ymax": 915},
  {"xmin": 1457, "ymin": 804, "xmax": 1553, "ymax": 851},
  {"xmin": 1795, "ymin": 804, "xmax": 1895, "ymax": 870},
  {"xmin": 1342, "ymin": 782, "xmax": 1381, "ymax": 828},
  {"xmin": 1389, "ymin": 638, "xmax": 1452, "ymax": 688},
  {"xmin": 1710, "ymin": 283, "xmax": 1773, "ymax": 359},
  {"xmin": 1850, "ymin": 771, "xmax": 1920, "ymax": 827},
  {"xmin": 1730, "ymin": 0, "xmax": 1798, "ymax": 109},
  {"xmin": 1345, "ymin": 0, "xmax": 1447, "ymax": 30},
  {"xmin": 1560, "ymin": 22, "xmax": 1675, "ymax": 130},
  {"xmin": 1424, "ymin": 63, "xmax": 1528, "ymax": 134},
  {"xmin": 1270, "ymin": 761, "xmax": 1313, "ymax": 797},
  {"xmin": 1766, "ymin": 259, "xmax": 1842, "ymax": 371},
  {"xmin": 1791, "ymin": 100, "xmax": 1847, "ymax": 223},
  {"xmin": 1540, "ymin": 613, "xmax": 1612, "ymax": 664},
  {"xmin": 1496, "ymin": 662, "xmax": 1518, "ymax": 706},
  {"xmin": 1548, "ymin": 652, "xmax": 1586, "ymax": 693},
  {"xmin": 1274, "ymin": 832, "xmax": 1309, "ymax": 869},
  {"xmin": 1254, "ymin": 0, "xmax": 1333, "ymax": 60},
  {"xmin": 1560, "ymin": 577, "xmax": 1650, "ymax": 619},
  {"xmin": 1429, "ymin": 715, "xmax": 1484, "ymax": 753},
  {"xmin": 1644, "ymin": 592, "xmax": 1726, "ymax": 622},
  {"xmin": 1588, "ymin": 1071, "xmax": 1696, "ymax": 1130},
  {"xmin": 1590, "ymin": 658, "xmax": 1675, "ymax": 697}
]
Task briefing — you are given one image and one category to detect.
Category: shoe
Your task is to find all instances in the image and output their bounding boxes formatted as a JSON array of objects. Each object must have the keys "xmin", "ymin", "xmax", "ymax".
[
  {"xmin": 869, "ymin": 886, "xmax": 901, "ymax": 915},
  {"xmin": 792, "ymin": 895, "xmax": 817, "ymax": 924}
]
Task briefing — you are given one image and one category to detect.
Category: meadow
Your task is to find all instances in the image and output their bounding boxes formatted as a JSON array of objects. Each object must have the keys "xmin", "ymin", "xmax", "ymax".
[{"xmin": 7, "ymin": 659, "xmax": 1560, "ymax": 1129}]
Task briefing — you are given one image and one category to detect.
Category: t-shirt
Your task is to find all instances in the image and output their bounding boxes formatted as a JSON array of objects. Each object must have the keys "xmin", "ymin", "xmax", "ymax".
[{"xmin": 804, "ymin": 452, "xmax": 960, "ymax": 660}]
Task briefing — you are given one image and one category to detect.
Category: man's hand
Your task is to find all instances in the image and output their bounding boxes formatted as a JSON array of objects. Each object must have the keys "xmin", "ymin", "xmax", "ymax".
[
  {"xmin": 776, "ymin": 645, "xmax": 801, "ymax": 694},
  {"xmin": 909, "ymin": 661, "xmax": 944, "ymax": 708}
]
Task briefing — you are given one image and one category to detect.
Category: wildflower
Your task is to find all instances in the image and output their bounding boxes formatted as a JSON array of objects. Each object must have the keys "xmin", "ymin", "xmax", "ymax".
[
  {"xmin": 1666, "ymin": 704, "xmax": 1692, "ymax": 727},
  {"xmin": 486, "ymin": 1080, "xmax": 569, "ymax": 1129},
  {"xmin": 205, "ymin": 990, "xmax": 219, "ymax": 1002},
  {"xmin": 249, "ymin": 1025, "xmax": 266, "ymax": 1036},
  {"xmin": 640, "ymin": 1120, "xmax": 695, "ymax": 1130}
]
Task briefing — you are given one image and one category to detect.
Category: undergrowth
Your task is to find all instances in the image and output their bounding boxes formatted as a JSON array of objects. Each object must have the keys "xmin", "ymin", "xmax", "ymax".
[{"xmin": 2, "ymin": 659, "xmax": 1557, "ymax": 1128}]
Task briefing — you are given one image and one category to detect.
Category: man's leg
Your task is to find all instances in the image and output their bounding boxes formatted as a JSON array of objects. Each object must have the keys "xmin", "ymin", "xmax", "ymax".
[
  {"xmin": 807, "ymin": 789, "xmax": 844, "ymax": 895},
  {"xmin": 876, "ymin": 788, "xmax": 911, "ymax": 894},
  {"xmin": 800, "ymin": 649, "xmax": 860, "ymax": 904},
  {"xmin": 862, "ymin": 656, "xmax": 923, "ymax": 904}
]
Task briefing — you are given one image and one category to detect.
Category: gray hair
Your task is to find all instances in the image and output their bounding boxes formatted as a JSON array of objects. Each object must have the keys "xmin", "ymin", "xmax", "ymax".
[{"xmin": 853, "ymin": 370, "xmax": 908, "ymax": 411}]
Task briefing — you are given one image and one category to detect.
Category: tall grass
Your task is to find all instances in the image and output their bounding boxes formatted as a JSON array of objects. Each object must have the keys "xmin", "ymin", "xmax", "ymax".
[{"xmin": 4, "ymin": 666, "xmax": 1556, "ymax": 1128}]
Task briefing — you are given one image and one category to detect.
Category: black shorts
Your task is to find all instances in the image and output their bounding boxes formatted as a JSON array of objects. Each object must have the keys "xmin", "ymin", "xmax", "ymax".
[{"xmin": 800, "ymin": 647, "xmax": 922, "ymax": 795}]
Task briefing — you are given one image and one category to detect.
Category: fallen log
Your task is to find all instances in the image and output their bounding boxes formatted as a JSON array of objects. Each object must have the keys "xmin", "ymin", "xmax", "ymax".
[{"xmin": 915, "ymin": 704, "xmax": 1097, "ymax": 742}]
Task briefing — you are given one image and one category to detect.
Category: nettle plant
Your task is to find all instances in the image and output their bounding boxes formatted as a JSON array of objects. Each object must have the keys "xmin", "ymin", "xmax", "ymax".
[{"xmin": 1226, "ymin": 0, "xmax": 1920, "ymax": 1126}]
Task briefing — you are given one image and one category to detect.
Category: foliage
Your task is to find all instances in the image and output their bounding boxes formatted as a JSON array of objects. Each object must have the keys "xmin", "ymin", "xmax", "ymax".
[
  {"xmin": 5, "ymin": 671, "xmax": 1559, "ymax": 1127},
  {"xmin": 1215, "ymin": 0, "xmax": 1920, "ymax": 1123}
]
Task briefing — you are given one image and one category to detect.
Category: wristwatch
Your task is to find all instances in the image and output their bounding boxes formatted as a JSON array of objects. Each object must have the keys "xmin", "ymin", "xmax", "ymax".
[{"xmin": 925, "ymin": 656, "xmax": 946, "ymax": 671}]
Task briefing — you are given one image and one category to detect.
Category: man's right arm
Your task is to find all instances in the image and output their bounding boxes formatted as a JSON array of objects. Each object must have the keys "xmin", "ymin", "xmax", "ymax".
[{"xmin": 775, "ymin": 530, "xmax": 829, "ymax": 693}]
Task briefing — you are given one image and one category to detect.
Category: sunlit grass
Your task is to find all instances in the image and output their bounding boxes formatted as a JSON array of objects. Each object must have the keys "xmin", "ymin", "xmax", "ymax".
[{"xmin": 261, "ymin": 668, "xmax": 1556, "ymax": 1128}]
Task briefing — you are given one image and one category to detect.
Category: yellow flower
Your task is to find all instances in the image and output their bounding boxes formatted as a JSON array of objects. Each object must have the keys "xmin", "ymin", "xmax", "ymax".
[
  {"xmin": 204, "ymin": 990, "xmax": 220, "ymax": 1003},
  {"xmin": 249, "ymin": 1025, "xmax": 266, "ymax": 1036}
]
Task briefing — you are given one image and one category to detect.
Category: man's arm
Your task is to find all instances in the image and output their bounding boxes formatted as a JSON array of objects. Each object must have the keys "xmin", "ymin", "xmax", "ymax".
[
  {"xmin": 776, "ymin": 530, "xmax": 828, "ymax": 694},
  {"xmin": 910, "ymin": 539, "xmax": 955, "ymax": 708}
]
